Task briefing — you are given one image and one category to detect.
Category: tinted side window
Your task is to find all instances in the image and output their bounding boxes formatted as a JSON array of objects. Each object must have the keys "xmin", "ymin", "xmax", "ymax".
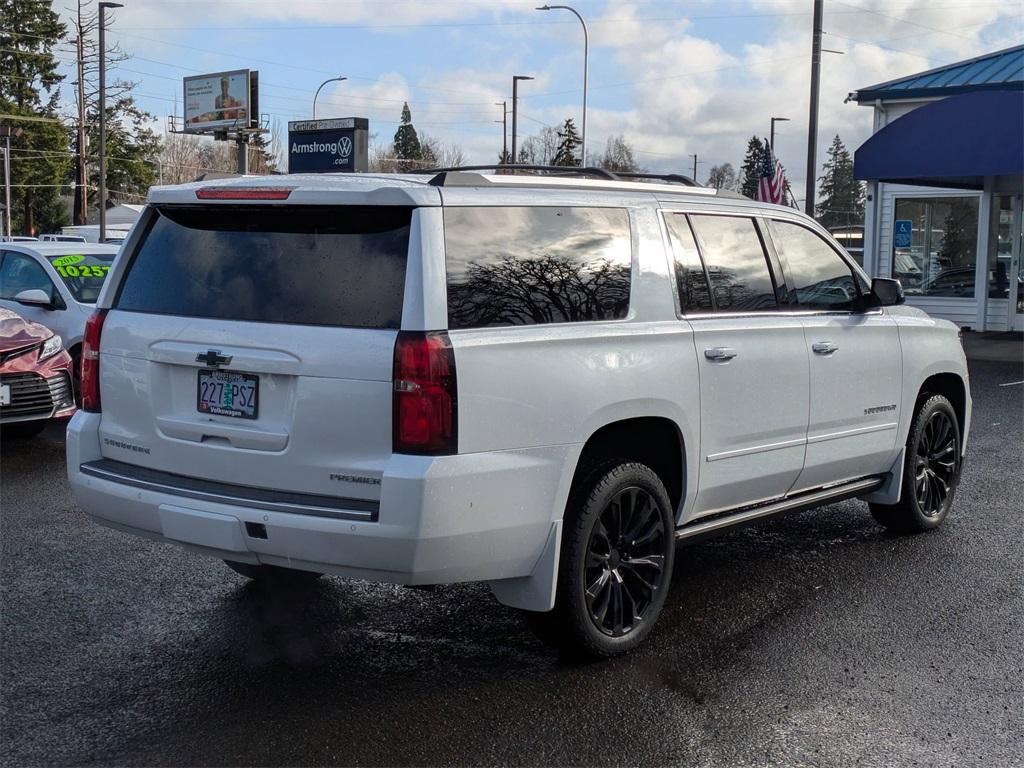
[
  {"xmin": 769, "ymin": 220, "xmax": 860, "ymax": 310},
  {"xmin": 0, "ymin": 252, "xmax": 60, "ymax": 304},
  {"xmin": 664, "ymin": 213, "xmax": 712, "ymax": 313},
  {"xmin": 444, "ymin": 207, "xmax": 631, "ymax": 329},
  {"xmin": 116, "ymin": 206, "xmax": 411, "ymax": 328},
  {"xmin": 689, "ymin": 215, "xmax": 777, "ymax": 311}
]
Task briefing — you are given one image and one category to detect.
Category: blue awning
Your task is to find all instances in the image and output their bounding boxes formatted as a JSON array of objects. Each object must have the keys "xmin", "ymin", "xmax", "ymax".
[{"xmin": 854, "ymin": 90, "xmax": 1024, "ymax": 188}]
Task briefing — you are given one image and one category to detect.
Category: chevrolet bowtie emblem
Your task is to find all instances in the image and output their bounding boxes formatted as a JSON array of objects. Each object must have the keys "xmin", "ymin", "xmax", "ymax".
[{"xmin": 196, "ymin": 349, "xmax": 232, "ymax": 368}]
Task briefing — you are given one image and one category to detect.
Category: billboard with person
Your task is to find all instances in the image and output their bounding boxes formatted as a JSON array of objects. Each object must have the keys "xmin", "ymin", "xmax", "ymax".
[{"xmin": 183, "ymin": 70, "xmax": 252, "ymax": 132}]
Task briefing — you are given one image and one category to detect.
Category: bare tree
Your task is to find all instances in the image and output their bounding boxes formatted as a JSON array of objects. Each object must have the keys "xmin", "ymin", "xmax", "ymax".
[
  {"xmin": 516, "ymin": 125, "xmax": 560, "ymax": 165},
  {"xmin": 706, "ymin": 162, "xmax": 738, "ymax": 191},
  {"xmin": 594, "ymin": 135, "xmax": 641, "ymax": 173},
  {"xmin": 421, "ymin": 133, "xmax": 466, "ymax": 168}
]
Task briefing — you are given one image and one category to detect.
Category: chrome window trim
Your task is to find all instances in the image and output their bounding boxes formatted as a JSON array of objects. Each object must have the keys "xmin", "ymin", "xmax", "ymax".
[{"xmin": 682, "ymin": 308, "xmax": 883, "ymax": 321}]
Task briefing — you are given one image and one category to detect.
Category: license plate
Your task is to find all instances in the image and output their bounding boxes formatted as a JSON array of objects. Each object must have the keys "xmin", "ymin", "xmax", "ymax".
[
  {"xmin": 0, "ymin": 383, "xmax": 10, "ymax": 407},
  {"xmin": 197, "ymin": 370, "xmax": 258, "ymax": 419}
]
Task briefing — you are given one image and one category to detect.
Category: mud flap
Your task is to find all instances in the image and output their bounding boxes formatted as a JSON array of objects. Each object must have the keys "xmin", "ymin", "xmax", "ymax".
[
  {"xmin": 862, "ymin": 448, "xmax": 905, "ymax": 505},
  {"xmin": 488, "ymin": 519, "xmax": 561, "ymax": 612}
]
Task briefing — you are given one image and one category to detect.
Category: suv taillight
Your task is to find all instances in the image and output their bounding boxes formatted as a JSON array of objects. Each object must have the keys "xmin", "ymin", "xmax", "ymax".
[
  {"xmin": 392, "ymin": 331, "xmax": 457, "ymax": 455},
  {"xmin": 81, "ymin": 309, "xmax": 107, "ymax": 412}
]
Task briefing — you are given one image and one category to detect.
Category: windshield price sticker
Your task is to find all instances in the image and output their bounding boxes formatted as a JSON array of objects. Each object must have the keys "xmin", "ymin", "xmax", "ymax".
[
  {"xmin": 51, "ymin": 254, "xmax": 85, "ymax": 268},
  {"xmin": 54, "ymin": 264, "xmax": 110, "ymax": 279}
]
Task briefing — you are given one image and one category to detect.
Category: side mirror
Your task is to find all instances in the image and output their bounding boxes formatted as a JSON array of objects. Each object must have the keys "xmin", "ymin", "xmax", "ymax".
[
  {"xmin": 870, "ymin": 277, "xmax": 905, "ymax": 307},
  {"xmin": 13, "ymin": 288, "xmax": 54, "ymax": 309}
]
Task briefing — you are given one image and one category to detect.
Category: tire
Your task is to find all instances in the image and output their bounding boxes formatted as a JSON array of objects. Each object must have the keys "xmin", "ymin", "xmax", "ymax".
[
  {"xmin": 870, "ymin": 394, "xmax": 962, "ymax": 534},
  {"xmin": 529, "ymin": 461, "xmax": 675, "ymax": 659},
  {"xmin": 223, "ymin": 560, "xmax": 323, "ymax": 586},
  {"xmin": 1, "ymin": 420, "xmax": 47, "ymax": 439}
]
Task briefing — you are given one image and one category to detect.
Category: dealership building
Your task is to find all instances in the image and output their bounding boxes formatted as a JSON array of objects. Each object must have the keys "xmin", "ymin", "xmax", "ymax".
[{"xmin": 850, "ymin": 44, "xmax": 1023, "ymax": 332}]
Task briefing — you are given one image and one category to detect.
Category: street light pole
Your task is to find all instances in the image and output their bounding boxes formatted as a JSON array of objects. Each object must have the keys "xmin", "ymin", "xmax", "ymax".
[
  {"xmin": 536, "ymin": 5, "xmax": 588, "ymax": 164},
  {"xmin": 770, "ymin": 116, "xmax": 790, "ymax": 153},
  {"xmin": 313, "ymin": 76, "xmax": 346, "ymax": 120},
  {"xmin": 805, "ymin": 0, "xmax": 823, "ymax": 217},
  {"xmin": 511, "ymin": 75, "xmax": 533, "ymax": 163},
  {"xmin": 98, "ymin": 1, "xmax": 122, "ymax": 244}
]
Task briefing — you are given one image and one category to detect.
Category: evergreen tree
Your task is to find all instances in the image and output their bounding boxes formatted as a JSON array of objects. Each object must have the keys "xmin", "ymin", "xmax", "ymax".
[
  {"xmin": 738, "ymin": 136, "xmax": 764, "ymax": 199},
  {"xmin": 816, "ymin": 135, "xmax": 864, "ymax": 228},
  {"xmin": 552, "ymin": 118, "xmax": 582, "ymax": 167},
  {"xmin": 0, "ymin": 0, "xmax": 71, "ymax": 234},
  {"xmin": 393, "ymin": 102, "xmax": 423, "ymax": 172}
]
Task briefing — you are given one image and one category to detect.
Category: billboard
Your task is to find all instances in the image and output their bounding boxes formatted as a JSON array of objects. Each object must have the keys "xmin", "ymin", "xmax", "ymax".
[
  {"xmin": 288, "ymin": 118, "xmax": 369, "ymax": 173},
  {"xmin": 183, "ymin": 70, "xmax": 254, "ymax": 132}
]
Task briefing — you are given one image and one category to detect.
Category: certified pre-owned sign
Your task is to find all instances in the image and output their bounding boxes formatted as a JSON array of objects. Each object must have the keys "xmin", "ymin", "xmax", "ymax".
[{"xmin": 288, "ymin": 118, "xmax": 368, "ymax": 173}]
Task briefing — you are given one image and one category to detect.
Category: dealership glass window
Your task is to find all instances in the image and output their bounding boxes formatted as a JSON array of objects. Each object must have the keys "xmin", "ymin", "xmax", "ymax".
[{"xmin": 893, "ymin": 197, "xmax": 979, "ymax": 298}]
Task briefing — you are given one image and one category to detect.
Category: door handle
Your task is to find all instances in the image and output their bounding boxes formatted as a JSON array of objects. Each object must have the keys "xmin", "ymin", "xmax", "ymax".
[
  {"xmin": 704, "ymin": 347, "xmax": 738, "ymax": 361},
  {"xmin": 812, "ymin": 341, "xmax": 839, "ymax": 355}
]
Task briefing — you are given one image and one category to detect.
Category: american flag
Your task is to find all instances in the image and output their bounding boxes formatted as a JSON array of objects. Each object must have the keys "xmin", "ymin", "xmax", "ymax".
[{"xmin": 756, "ymin": 139, "xmax": 787, "ymax": 205}]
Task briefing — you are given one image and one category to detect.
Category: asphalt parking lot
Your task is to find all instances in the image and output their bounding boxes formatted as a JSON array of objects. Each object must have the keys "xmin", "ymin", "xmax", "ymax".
[{"xmin": 1, "ymin": 359, "xmax": 1021, "ymax": 767}]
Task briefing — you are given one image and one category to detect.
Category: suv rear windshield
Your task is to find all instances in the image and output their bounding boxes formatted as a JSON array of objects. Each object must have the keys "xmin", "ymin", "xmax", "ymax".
[{"xmin": 116, "ymin": 205, "xmax": 412, "ymax": 328}]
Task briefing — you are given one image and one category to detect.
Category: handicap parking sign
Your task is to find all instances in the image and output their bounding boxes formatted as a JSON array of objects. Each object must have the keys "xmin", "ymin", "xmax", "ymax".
[{"xmin": 894, "ymin": 220, "xmax": 913, "ymax": 249}]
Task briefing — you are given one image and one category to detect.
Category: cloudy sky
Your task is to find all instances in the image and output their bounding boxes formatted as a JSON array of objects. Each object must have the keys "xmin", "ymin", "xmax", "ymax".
[{"xmin": 51, "ymin": 0, "xmax": 1023, "ymax": 201}]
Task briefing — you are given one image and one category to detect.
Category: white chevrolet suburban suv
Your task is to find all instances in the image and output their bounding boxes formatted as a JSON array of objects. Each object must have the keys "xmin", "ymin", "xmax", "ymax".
[{"xmin": 67, "ymin": 169, "xmax": 971, "ymax": 658}]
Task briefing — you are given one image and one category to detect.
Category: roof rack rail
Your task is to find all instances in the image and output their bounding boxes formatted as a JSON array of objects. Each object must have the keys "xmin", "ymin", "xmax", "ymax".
[
  {"xmin": 613, "ymin": 171, "xmax": 699, "ymax": 187},
  {"xmin": 416, "ymin": 164, "xmax": 708, "ymax": 190},
  {"xmin": 415, "ymin": 164, "xmax": 620, "ymax": 182}
]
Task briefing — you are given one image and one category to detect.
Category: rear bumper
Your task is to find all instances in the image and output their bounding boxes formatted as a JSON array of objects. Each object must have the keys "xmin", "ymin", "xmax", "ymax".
[{"xmin": 67, "ymin": 412, "xmax": 575, "ymax": 587}]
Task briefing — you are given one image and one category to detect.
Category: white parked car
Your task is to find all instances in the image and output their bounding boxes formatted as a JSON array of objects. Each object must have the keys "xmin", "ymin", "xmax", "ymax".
[
  {"xmin": 0, "ymin": 243, "xmax": 120, "ymax": 394},
  {"xmin": 39, "ymin": 234, "xmax": 88, "ymax": 243},
  {"xmin": 66, "ymin": 171, "xmax": 971, "ymax": 657}
]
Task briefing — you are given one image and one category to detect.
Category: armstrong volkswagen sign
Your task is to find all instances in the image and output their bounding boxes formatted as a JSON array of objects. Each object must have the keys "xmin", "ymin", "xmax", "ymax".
[{"xmin": 288, "ymin": 117, "xmax": 369, "ymax": 173}]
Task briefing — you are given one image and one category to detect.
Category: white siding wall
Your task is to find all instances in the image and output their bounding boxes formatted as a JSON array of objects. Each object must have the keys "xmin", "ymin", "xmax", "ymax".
[{"xmin": 986, "ymin": 299, "xmax": 1011, "ymax": 332}]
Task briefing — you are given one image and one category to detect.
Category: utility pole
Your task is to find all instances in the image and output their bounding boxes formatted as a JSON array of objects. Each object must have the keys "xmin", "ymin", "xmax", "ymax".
[
  {"xmin": 98, "ymin": 1, "xmax": 122, "ymax": 243},
  {"xmin": 690, "ymin": 153, "xmax": 698, "ymax": 181},
  {"xmin": 74, "ymin": 19, "xmax": 88, "ymax": 226},
  {"xmin": 805, "ymin": 0, "xmax": 823, "ymax": 217},
  {"xmin": 495, "ymin": 101, "xmax": 508, "ymax": 162},
  {"xmin": 2, "ymin": 130, "xmax": 11, "ymax": 239},
  {"xmin": 511, "ymin": 75, "xmax": 533, "ymax": 164},
  {"xmin": 236, "ymin": 134, "xmax": 248, "ymax": 175},
  {"xmin": 74, "ymin": 33, "xmax": 88, "ymax": 225}
]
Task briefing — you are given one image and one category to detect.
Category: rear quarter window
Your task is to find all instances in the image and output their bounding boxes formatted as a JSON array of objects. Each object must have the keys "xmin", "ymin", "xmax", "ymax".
[
  {"xmin": 115, "ymin": 205, "xmax": 412, "ymax": 328},
  {"xmin": 444, "ymin": 206, "xmax": 632, "ymax": 329}
]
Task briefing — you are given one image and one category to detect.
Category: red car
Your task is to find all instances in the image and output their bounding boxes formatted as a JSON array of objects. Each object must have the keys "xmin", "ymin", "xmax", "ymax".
[{"xmin": 0, "ymin": 308, "xmax": 76, "ymax": 438}]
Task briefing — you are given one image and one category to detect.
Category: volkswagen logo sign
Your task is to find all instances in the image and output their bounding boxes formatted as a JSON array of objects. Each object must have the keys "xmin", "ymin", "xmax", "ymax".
[{"xmin": 336, "ymin": 136, "xmax": 353, "ymax": 160}]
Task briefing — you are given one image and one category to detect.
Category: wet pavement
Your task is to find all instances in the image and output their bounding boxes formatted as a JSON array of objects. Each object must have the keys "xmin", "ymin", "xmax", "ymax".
[{"xmin": 1, "ymin": 360, "xmax": 1021, "ymax": 767}]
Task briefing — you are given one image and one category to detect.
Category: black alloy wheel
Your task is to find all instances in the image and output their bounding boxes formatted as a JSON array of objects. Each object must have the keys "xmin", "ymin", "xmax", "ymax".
[
  {"xmin": 525, "ymin": 461, "xmax": 675, "ymax": 658},
  {"xmin": 584, "ymin": 486, "xmax": 667, "ymax": 637},
  {"xmin": 870, "ymin": 394, "xmax": 962, "ymax": 533},
  {"xmin": 913, "ymin": 408, "xmax": 959, "ymax": 517}
]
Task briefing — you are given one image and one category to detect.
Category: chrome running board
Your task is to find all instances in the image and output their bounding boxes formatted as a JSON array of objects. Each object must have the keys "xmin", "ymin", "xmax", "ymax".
[{"xmin": 675, "ymin": 476, "xmax": 883, "ymax": 541}]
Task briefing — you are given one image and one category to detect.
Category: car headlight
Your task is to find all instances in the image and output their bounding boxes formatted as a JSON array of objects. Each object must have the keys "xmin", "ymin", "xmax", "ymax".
[{"xmin": 39, "ymin": 334, "xmax": 63, "ymax": 361}]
